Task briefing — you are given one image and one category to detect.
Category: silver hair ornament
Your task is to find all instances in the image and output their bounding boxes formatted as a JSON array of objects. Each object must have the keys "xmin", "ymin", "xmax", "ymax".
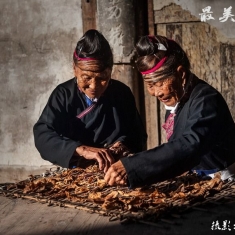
[{"xmin": 157, "ymin": 43, "xmax": 167, "ymax": 51}]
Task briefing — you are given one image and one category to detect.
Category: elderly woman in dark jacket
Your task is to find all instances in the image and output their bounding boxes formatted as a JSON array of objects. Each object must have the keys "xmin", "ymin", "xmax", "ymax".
[
  {"xmin": 105, "ymin": 35, "xmax": 235, "ymax": 188},
  {"xmin": 33, "ymin": 30, "xmax": 147, "ymax": 172}
]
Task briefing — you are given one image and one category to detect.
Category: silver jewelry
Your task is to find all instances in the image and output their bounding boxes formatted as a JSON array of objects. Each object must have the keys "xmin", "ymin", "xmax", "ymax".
[{"xmin": 157, "ymin": 43, "xmax": 167, "ymax": 51}]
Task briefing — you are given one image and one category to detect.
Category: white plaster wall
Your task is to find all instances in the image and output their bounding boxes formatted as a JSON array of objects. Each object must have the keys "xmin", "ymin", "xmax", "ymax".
[
  {"xmin": 153, "ymin": 0, "xmax": 235, "ymax": 38},
  {"xmin": 0, "ymin": 0, "xmax": 83, "ymax": 169}
]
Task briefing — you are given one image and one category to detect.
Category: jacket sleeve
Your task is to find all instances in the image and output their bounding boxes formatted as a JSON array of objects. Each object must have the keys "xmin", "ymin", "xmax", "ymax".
[
  {"xmin": 33, "ymin": 86, "xmax": 82, "ymax": 168},
  {"xmin": 121, "ymin": 86, "xmax": 234, "ymax": 188}
]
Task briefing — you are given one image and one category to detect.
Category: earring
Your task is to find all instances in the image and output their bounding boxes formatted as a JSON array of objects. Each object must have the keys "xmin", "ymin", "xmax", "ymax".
[
  {"xmin": 182, "ymin": 76, "xmax": 186, "ymax": 90},
  {"xmin": 182, "ymin": 79, "xmax": 185, "ymax": 92}
]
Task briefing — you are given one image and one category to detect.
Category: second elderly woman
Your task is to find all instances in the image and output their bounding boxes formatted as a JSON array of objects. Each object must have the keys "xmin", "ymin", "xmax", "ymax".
[{"xmin": 105, "ymin": 35, "xmax": 235, "ymax": 187}]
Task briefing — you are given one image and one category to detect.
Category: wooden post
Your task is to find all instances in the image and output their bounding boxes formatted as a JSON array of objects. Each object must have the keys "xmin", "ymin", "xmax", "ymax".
[
  {"xmin": 81, "ymin": 0, "xmax": 97, "ymax": 33},
  {"xmin": 144, "ymin": 0, "xmax": 160, "ymax": 148}
]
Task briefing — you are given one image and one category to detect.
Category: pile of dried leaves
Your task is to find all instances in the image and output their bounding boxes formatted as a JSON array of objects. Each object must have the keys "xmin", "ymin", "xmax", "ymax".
[{"xmin": 1, "ymin": 164, "xmax": 234, "ymax": 224}]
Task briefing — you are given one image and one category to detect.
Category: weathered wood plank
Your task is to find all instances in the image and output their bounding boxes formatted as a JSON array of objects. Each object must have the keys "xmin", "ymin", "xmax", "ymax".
[
  {"xmin": 148, "ymin": 0, "xmax": 155, "ymax": 35},
  {"xmin": 154, "ymin": 3, "xmax": 199, "ymax": 24},
  {"xmin": 220, "ymin": 43, "xmax": 235, "ymax": 120},
  {"xmin": 144, "ymin": 0, "xmax": 160, "ymax": 149},
  {"xmin": 144, "ymin": 85, "xmax": 159, "ymax": 148},
  {"xmin": 1, "ymin": 195, "xmax": 235, "ymax": 235},
  {"xmin": 112, "ymin": 64, "xmax": 138, "ymax": 104},
  {"xmin": 81, "ymin": 0, "xmax": 97, "ymax": 33}
]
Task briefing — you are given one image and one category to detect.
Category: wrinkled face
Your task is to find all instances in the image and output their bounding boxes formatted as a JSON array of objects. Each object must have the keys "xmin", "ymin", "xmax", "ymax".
[
  {"xmin": 145, "ymin": 73, "xmax": 185, "ymax": 107},
  {"xmin": 74, "ymin": 66, "xmax": 111, "ymax": 99}
]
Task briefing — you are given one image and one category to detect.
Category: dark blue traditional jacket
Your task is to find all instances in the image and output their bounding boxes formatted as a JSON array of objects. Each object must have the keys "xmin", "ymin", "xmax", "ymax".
[
  {"xmin": 33, "ymin": 78, "xmax": 147, "ymax": 168},
  {"xmin": 121, "ymin": 74, "xmax": 235, "ymax": 188}
]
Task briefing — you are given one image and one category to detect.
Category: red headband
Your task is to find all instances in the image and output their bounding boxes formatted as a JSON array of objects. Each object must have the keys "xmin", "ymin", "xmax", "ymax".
[
  {"xmin": 73, "ymin": 51, "xmax": 96, "ymax": 61},
  {"xmin": 148, "ymin": 35, "xmax": 155, "ymax": 42},
  {"xmin": 141, "ymin": 57, "xmax": 167, "ymax": 75}
]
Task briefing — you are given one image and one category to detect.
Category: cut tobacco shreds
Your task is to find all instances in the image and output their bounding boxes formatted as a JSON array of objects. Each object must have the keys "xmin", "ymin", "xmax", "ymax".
[{"xmin": 1, "ymin": 144, "xmax": 235, "ymax": 224}]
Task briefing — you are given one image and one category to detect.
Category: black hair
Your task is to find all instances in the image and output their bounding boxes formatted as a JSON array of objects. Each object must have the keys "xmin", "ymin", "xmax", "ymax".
[
  {"xmin": 73, "ymin": 29, "xmax": 113, "ymax": 69},
  {"xmin": 135, "ymin": 35, "xmax": 190, "ymax": 80}
]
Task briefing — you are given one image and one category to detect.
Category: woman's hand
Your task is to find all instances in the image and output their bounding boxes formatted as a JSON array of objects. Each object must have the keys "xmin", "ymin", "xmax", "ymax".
[
  {"xmin": 104, "ymin": 160, "xmax": 127, "ymax": 186},
  {"xmin": 75, "ymin": 145, "xmax": 114, "ymax": 173},
  {"xmin": 108, "ymin": 141, "xmax": 132, "ymax": 160}
]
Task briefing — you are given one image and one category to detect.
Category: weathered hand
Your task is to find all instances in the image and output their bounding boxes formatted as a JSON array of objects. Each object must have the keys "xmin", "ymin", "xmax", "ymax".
[
  {"xmin": 75, "ymin": 146, "xmax": 114, "ymax": 173},
  {"xmin": 108, "ymin": 141, "xmax": 132, "ymax": 160},
  {"xmin": 104, "ymin": 160, "xmax": 127, "ymax": 186}
]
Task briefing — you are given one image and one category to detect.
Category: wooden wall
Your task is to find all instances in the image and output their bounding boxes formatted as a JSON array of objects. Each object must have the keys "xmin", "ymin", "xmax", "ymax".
[{"xmin": 146, "ymin": 3, "xmax": 235, "ymax": 147}]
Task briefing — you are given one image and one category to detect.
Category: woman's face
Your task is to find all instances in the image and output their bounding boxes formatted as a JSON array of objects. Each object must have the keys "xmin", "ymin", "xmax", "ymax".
[
  {"xmin": 145, "ymin": 72, "xmax": 185, "ymax": 107},
  {"xmin": 74, "ymin": 66, "xmax": 111, "ymax": 99}
]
